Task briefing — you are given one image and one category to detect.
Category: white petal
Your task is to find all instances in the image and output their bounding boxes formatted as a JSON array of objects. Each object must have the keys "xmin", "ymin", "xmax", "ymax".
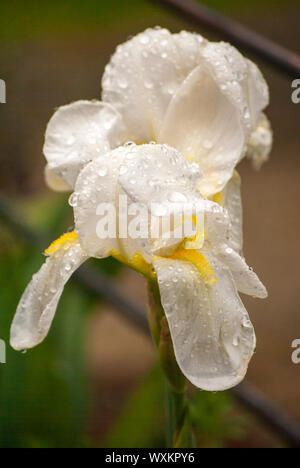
[
  {"xmin": 74, "ymin": 143, "xmax": 204, "ymax": 260},
  {"xmin": 74, "ymin": 145, "xmax": 128, "ymax": 259},
  {"xmin": 102, "ymin": 28, "xmax": 206, "ymax": 143},
  {"xmin": 10, "ymin": 239, "xmax": 88, "ymax": 351},
  {"xmin": 44, "ymin": 100, "xmax": 125, "ymax": 189},
  {"xmin": 245, "ymin": 60, "xmax": 269, "ymax": 129},
  {"xmin": 153, "ymin": 256, "xmax": 256, "ymax": 391},
  {"xmin": 223, "ymin": 171, "xmax": 243, "ymax": 253},
  {"xmin": 118, "ymin": 143, "xmax": 205, "ymax": 255},
  {"xmin": 118, "ymin": 143, "xmax": 203, "ymax": 207},
  {"xmin": 44, "ymin": 165, "xmax": 72, "ymax": 192},
  {"xmin": 199, "ymin": 42, "xmax": 262, "ymax": 136},
  {"xmin": 102, "ymin": 30, "xmax": 270, "ymax": 193},
  {"xmin": 246, "ymin": 113, "xmax": 273, "ymax": 170},
  {"xmin": 216, "ymin": 245, "xmax": 267, "ymax": 298},
  {"xmin": 159, "ymin": 63, "xmax": 246, "ymax": 196}
]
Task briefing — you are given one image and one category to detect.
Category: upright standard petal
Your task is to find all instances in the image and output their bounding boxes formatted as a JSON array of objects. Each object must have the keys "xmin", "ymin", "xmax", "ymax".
[
  {"xmin": 102, "ymin": 29, "xmax": 271, "ymax": 192},
  {"xmin": 159, "ymin": 63, "xmax": 245, "ymax": 196},
  {"xmin": 44, "ymin": 100, "xmax": 126, "ymax": 189},
  {"xmin": 245, "ymin": 60, "xmax": 269, "ymax": 129},
  {"xmin": 102, "ymin": 28, "xmax": 206, "ymax": 143},
  {"xmin": 246, "ymin": 113, "xmax": 273, "ymax": 170},
  {"xmin": 10, "ymin": 234, "xmax": 88, "ymax": 351},
  {"xmin": 153, "ymin": 256, "xmax": 256, "ymax": 391},
  {"xmin": 44, "ymin": 165, "xmax": 72, "ymax": 192}
]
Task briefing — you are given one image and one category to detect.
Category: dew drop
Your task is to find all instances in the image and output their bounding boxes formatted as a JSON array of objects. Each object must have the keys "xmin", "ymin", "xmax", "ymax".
[
  {"xmin": 68, "ymin": 193, "xmax": 79, "ymax": 207},
  {"xmin": 144, "ymin": 80, "xmax": 154, "ymax": 89},
  {"xmin": 67, "ymin": 135, "xmax": 75, "ymax": 145},
  {"xmin": 139, "ymin": 35, "xmax": 150, "ymax": 45},
  {"xmin": 169, "ymin": 191, "xmax": 187, "ymax": 203},
  {"xmin": 98, "ymin": 167, "xmax": 108, "ymax": 177},
  {"xmin": 203, "ymin": 139, "xmax": 213, "ymax": 150},
  {"xmin": 118, "ymin": 78, "xmax": 128, "ymax": 89},
  {"xmin": 232, "ymin": 336, "xmax": 240, "ymax": 347},
  {"xmin": 152, "ymin": 204, "xmax": 167, "ymax": 216},
  {"xmin": 242, "ymin": 318, "xmax": 252, "ymax": 329},
  {"xmin": 119, "ymin": 165, "xmax": 128, "ymax": 175}
]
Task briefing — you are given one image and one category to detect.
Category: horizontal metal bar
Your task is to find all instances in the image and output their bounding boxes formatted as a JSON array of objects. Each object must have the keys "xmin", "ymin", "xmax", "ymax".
[
  {"xmin": 233, "ymin": 383, "xmax": 300, "ymax": 448},
  {"xmin": 151, "ymin": 0, "xmax": 300, "ymax": 77},
  {"xmin": 1, "ymin": 193, "xmax": 300, "ymax": 447}
]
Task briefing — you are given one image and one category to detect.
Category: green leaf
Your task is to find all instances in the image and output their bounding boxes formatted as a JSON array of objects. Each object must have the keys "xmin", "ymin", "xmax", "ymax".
[{"xmin": 103, "ymin": 365, "xmax": 165, "ymax": 448}]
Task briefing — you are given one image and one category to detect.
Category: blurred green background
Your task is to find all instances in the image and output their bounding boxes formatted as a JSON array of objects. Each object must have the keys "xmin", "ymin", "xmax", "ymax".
[{"xmin": 0, "ymin": 0, "xmax": 299, "ymax": 448}]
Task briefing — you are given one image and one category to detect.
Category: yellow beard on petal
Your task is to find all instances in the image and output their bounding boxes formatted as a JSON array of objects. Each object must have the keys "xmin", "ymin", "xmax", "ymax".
[
  {"xmin": 44, "ymin": 231, "xmax": 78, "ymax": 256},
  {"xmin": 185, "ymin": 154, "xmax": 196, "ymax": 163},
  {"xmin": 110, "ymin": 249, "xmax": 155, "ymax": 280},
  {"xmin": 171, "ymin": 249, "xmax": 217, "ymax": 286},
  {"xmin": 212, "ymin": 191, "xmax": 225, "ymax": 207}
]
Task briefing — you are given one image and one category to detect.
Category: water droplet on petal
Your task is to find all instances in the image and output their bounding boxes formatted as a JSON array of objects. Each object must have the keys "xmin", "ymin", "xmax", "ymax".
[
  {"xmin": 139, "ymin": 34, "xmax": 150, "ymax": 45},
  {"xmin": 232, "ymin": 336, "xmax": 240, "ymax": 347},
  {"xmin": 203, "ymin": 139, "xmax": 213, "ymax": 150},
  {"xmin": 169, "ymin": 191, "xmax": 187, "ymax": 203},
  {"xmin": 144, "ymin": 80, "xmax": 154, "ymax": 89},
  {"xmin": 118, "ymin": 78, "xmax": 128, "ymax": 89},
  {"xmin": 152, "ymin": 204, "xmax": 167, "ymax": 216},
  {"xmin": 98, "ymin": 167, "xmax": 108, "ymax": 177},
  {"xmin": 67, "ymin": 136, "xmax": 75, "ymax": 145},
  {"xmin": 68, "ymin": 193, "xmax": 79, "ymax": 207}
]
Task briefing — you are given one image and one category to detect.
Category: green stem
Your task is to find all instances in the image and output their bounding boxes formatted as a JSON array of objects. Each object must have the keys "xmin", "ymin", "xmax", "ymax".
[
  {"xmin": 147, "ymin": 280, "xmax": 195, "ymax": 448},
  {"xmin": 165, "ymin": 381, "xmax": 186, "ymax": 447},
  {"xmin": 165, "ymin": 380, "xmax": 174, "ymax": 448}
]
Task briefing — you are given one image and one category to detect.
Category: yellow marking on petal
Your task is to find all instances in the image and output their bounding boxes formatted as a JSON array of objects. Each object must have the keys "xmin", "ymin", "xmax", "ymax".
[
  {"xmin": 130, "ymin": 253, "xmax": 156, "ymax": 279},
  {"xmin": 184, "ymin": 230, "xmax": 205, "ymax": 250},
  {"xmin": 110, "ymin": 249, "xmax": 126, "ymax": 264},
  {"xmin": 233, "ymin": 169, "xmax": 240, "ymax": 181},
  {"xmin": 183, "ymin": 215, "xmax": 205, "ymax": 250},
  {"xmin": 213, "ymin": 191, "xmax": 225, "ymax": 207},
  {"xmin": 171, "ymin": 249, "xmax": 217, "ymax": 286},
  {"xmin": 185, "ymin": 154, "xmax": 196, "ymax": 163},
  {"xmin": 44, "ymin": 231, "xmax": 78, "ymax": 256},
  {"xmin": 110, "ymin": 249, "xmax": 155, "ymax": 280}
]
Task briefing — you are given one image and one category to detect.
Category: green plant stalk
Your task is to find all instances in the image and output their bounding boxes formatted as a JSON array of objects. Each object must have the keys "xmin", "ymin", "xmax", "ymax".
[{"xmin": 147, "ymin": 280, "xmax": 195, "ymax": 448}]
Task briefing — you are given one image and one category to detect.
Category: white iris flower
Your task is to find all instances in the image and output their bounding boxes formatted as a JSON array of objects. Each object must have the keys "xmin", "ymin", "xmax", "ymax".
[{"xmin": 11, "ymin": 28, "xmax": 272, "ymax": 391}]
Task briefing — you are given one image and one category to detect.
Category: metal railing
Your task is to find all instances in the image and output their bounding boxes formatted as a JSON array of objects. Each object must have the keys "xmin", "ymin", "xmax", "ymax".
[{"xmin": 151, "ymin": 0, "xmax": 300, "ymax": 77}]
